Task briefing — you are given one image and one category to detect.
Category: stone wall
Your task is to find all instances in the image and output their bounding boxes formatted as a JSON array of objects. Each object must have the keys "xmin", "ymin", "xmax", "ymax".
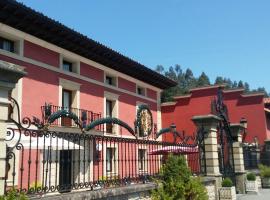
[
  {"xmin": 30, "ymin": 183, "xmax": 155, "ymax": 200},
  {"xmin": 202, "ymin": 177, "xmax": 219, "ymax": 200}
]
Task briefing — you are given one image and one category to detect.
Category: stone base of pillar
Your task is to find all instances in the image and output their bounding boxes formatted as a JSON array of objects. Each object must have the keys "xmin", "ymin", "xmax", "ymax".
[
  {"xmin": 235, "ymin": 172, "xmax": 246, "ymax": 194},
  {"xmin": 205, "ymin": 175, "xmax": 222, "ymax": 199}
]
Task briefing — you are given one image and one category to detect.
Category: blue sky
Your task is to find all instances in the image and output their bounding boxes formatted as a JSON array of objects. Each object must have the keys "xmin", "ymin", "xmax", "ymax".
[{"xmin": 18, "ymin": 0, "xmax": 270, "ymax": 92}]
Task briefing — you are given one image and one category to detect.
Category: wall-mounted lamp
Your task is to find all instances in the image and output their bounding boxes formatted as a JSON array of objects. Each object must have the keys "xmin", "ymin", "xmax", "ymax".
[{"xmin": 240, "ymin": 117, "xmax": 248, "ymax": 129}]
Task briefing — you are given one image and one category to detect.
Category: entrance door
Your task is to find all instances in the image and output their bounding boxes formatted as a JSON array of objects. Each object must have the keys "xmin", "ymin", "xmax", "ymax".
[
  {"xmin": 59, "ymin": 150, "xmax": 72, "ymax": 192},
  {"xmin": 61, "ymin": 90, "xmax": 72, "ymax": 126}
]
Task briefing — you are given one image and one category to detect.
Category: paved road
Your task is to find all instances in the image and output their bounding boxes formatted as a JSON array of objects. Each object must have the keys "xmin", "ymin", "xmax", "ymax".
[{"xmin": 237, "ymin": 189, "xmax": 270, "ymax": 200}]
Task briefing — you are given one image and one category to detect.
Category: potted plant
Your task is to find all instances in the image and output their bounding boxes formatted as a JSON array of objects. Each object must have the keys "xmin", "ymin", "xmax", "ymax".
[
  {"xmin": 259, "ymin": 164, "xmax": 270, "ymax": 188},
  {"xmin": 245, "ymin": 172, "xmax": 258, "ymax": 193},
  {"xmin": 219, "ymin": 178, "xmax": 236, "ymax": 200}
]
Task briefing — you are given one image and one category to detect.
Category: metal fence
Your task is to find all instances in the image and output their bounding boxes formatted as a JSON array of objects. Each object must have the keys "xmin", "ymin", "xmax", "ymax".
[
  {"xmin": 41, "ymin": 105, "xmax": 102, "ymax": 131},
  {"xmin": 243, "ymin": 144, "xmax": 270, "ymax": 169},
  {"xmin": 5, "ymin": 127, "xmax": 203, "ymax": 195}
]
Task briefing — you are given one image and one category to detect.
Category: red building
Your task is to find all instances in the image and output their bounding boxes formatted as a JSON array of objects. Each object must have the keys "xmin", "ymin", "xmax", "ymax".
[
  {"xmin": 0, "ymin": 0, "xmax": 177, "ymax": 194},
  {"xmin": 161, "ymin": 85, "xmax": 270, "ymax": 145}
]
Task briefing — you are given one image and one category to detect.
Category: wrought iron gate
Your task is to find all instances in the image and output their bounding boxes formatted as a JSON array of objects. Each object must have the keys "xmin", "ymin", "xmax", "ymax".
[{"xmin": 212, "ymin": 88, "xmax": 235, "ymax": 183}]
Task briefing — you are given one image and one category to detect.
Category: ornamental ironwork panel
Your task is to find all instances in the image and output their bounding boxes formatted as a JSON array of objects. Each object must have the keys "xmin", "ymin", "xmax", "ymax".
[
  {"xmin": 4, "ymin": 98, "xmax": 204, "ymax": 196},
  {"xmin": 212, "ymin": 88, "xmax": 236, "ymax": 183}
]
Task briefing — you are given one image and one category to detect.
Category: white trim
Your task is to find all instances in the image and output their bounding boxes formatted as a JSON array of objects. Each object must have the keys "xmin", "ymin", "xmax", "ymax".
[
  {"xmin": 104, "ymin": 91, "xmax": 119, "ymax": 135},
  {"xmin": 157, "ymin": 91, "xmax": 162, "ymax": 132},
  {"xmin": 0, "ymin": 48, "xmax": 157, "ymax": 103},
  {"xmin": 103, "ymin": 143, "xmax": 119, "ymax": 177},
  {"xmin": 104, "ymin": 73, "xmax": 118, "ymax": 87},
  {"xmin": 59, "ymin": 78, "xmax": 81, "ymax": 91},
  {"xmin": 0, "ymin": 23, "xmax": 162, "ymax": 92},
  {"xmin": 136, "ymin": 84, "xmax": 147, "ymax": 97}
]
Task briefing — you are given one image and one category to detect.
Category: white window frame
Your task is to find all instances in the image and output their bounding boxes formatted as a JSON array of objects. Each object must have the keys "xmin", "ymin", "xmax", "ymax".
[
  {"xmin": 137, "ymin": 146, "xmax": 148, "ymax": 174},
  {"xmin": 104, "ymin": 91, "xmax": 119, "ymax": 135},
  {"xmin": 0, "ymin": 32, "xmax": 23, "ymax": 56},
  {"xmin": 136, "ymin": 85, "xmax": 146, "ymax": 96},
  {"xmin": 60, "ymin": 55, "xmax": 80, "ymax": 74},
  {"xmin": 103, "ymin": 143, "xmax": 118, "ymax": 177},
  {"xmin": 104, "ymin": 72, "xmax": 118, "ymax": 87}
]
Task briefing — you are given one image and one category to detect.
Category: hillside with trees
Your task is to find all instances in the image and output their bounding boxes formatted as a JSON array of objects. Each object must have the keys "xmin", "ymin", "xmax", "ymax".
[{"xmin": 155, "ymin": 65, "xmax": 269, "ymax": 102}]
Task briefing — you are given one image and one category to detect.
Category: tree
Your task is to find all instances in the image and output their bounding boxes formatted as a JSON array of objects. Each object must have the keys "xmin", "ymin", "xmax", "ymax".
[
  {"xmin": 232, "ymin": 81, "xmax": 238, "ymax": 88},
  {"xmin": 238, "ymin": 80, "xmax": 244, "ymax": 88},
  {"xmin": 157, "ymin": 63, "xmax": 269, "ymax": 102},
  {"xmin": 244, "ymin": 82, "xmax": 250, "ymax": 92},
  {"xmin": 215, "ymin": 76, "xmax": 224, "ymax": 85},
  {"xmin": 151, "ymin": 155, "xmax": 208, "ymax": 200},
  {"xmin": 197, "ymin": 72, "xmax": 210, "ymax": 87},
  {"xmin": 155, "ymin": 65, "xmax": 164, "ymax": 74}
]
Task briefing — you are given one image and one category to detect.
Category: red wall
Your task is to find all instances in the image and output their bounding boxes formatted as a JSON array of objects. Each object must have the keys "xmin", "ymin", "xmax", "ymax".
[
  {"xmin": 24, "ymin": 40, "xmax": 60, "ymax": 67},
  {"xmin": 162, "ymin": 87, "xmax": 268, "ymax": 145},
  {"xmin": 0, "ymin": 40, "xmax": 159, "ymax": 137}
]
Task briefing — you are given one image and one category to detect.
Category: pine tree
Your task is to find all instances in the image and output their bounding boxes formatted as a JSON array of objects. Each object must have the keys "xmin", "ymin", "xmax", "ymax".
[
  {"xmin": 244, "ymin": 82, "xmax": 250, "ymax": 92},
  {"xmin": 197, "ymin": 72, "xmax": 210, "ymax": 87},
  {"xmin": 238, "ymin": 80, "xmax": 244, "ymax": 88},
  {"xmin": 155, "ymin": 65, "xmax": 164, "ymax": 74},
  {"xmin": 215, "ymin": 76, "xmax": 224, "ymax": 85}
]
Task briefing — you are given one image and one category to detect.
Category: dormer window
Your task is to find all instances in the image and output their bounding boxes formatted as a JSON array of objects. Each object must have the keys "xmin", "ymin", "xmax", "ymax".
[
  {"xmin": 105, "ymin": 74, "xmax": 117, "ymax": 86},
  {"xmin": 0, "ymin": 36, "xmax": 14, "ymax": 53},
  {"xmin": 137, "ymin": 86, "xmax": 146, "ymax": 96},
  {"xmin": 63, "ymin": 60, "xmax": 73, "ymax": 72}
]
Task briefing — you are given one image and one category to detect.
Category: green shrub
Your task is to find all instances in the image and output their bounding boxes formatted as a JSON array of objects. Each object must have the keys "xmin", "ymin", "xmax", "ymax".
[
  {"xmin": 246, "ymin": 172, "xmax": 256, "ymax": 181},
  {"xmin": 222, "ymin": 178, "xmax": 233, "ymax": 187},
  {"xmin": 151, "ymin": 154, "xmax": 208, "ymax": 200},
  {"xmin": 259, "ymin": 164, "xmax": 270, "ymax": 178},
  {"xmin": 0, "ymin": 188, "xmax": 28, "ymax": 200}
]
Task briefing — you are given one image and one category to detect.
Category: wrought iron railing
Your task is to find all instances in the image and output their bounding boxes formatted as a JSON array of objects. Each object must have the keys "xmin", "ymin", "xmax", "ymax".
[
  {"xmin": 41, "ymin": 105, "xmax": 102, "ymax": 131},
  {"xmin": 5, "ymin": 98, "xmax": 205, "ymax": 197},
  {"xmin": 5, "ymin": 128, "xmax": 202, "ymax": 195}
]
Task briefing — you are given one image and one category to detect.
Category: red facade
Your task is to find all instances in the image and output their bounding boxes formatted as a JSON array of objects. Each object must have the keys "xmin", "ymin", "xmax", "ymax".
[{"xmin": 161, "ymin": 86, "xmax": 270, "ymax": 145}]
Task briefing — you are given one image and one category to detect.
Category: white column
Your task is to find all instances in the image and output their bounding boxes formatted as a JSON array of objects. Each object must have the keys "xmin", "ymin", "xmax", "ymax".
[{"xmin": 0, "ymin": 60, "xmax": 26, "ymax": 195}]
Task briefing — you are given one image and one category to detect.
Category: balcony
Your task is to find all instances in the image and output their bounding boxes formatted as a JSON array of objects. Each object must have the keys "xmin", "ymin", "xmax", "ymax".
[{"xmin": 41, "ymin": 104, "xmax": 102, "ymax": 131}]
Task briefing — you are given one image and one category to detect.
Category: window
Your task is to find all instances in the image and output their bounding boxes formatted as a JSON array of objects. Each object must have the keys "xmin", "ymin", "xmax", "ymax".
[
  {"xmin": 106, "ymin": 76, "xmax": 113, "ymax": 85},
  {"xmin": 106, "ymin": 148, "xmax": 115, "ymax": 172},
  {"xmin": 63, "ymin": 60, "xmax": 73, "ymax": 72},
  {"xmin": 106, "ymin": 100, "xmax": 113, "ymax": 133},
  {"xmin": 105, "ymin": 75, "xmax": 117, "ymax": 86},
  {"xmin": 61, "ymin": 57, "xmax": 80, "ymax": 74},
  {"xmin": 137, "ymin": 86, "xmax": 146, "ymax": 96},
  {"xmin": 0, "ymin": 36, "xmax": 14, "ymax": 53},
  {"xmin": 138, "ymin": 149, "xmax": 146, "ymax": 171},
  {"xmin": 62, "ymin": 89, "xmax": 72, "ymax": 126}
]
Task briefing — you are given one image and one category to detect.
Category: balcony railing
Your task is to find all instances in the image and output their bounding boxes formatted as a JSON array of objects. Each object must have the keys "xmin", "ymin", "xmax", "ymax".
[{"xmin": 41, "ymin": 105, "xmax": 103, "ymax": 131}]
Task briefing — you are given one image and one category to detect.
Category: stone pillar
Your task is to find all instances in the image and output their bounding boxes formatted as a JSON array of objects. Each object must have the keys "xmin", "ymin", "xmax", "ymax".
[
  {"xmin": 192, "ymin": 114, "xmax": 222, "ymax": 197},
  {"xmin": 230, "ymin": 123, "xmax": 246, "ymax": 194},
  {"xmin": 192, "ymin": 114, "xmax": 221, "ymax": 176},
  {"xmin": 0, "ymin": 60, "xmax": 26, "ymax": 195}
]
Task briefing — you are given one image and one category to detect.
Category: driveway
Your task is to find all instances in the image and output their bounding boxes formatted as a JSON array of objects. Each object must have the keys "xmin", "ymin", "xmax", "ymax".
[{"xmin": 237, "ymin": 189, "xmax": 270, "ymax": 200}]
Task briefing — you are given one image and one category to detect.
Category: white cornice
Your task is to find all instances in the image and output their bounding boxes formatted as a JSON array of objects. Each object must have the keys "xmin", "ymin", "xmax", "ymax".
[
  {"xmin": 0, "ymin": 23, "xmax": 162, "ymax": 92},
  {"xmin": 0, "ymin": 48, "xmax": 157, "ymax": 103}
]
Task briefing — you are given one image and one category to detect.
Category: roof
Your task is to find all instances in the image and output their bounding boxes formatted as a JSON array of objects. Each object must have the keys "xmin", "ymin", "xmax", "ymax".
[
  {"xmin": 189, "ymin": 84, "xmax": 226, "ymax": 92},
  {"xmin": 0, "ymin": 0, "xmax": 177, "ymax": 89}
]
